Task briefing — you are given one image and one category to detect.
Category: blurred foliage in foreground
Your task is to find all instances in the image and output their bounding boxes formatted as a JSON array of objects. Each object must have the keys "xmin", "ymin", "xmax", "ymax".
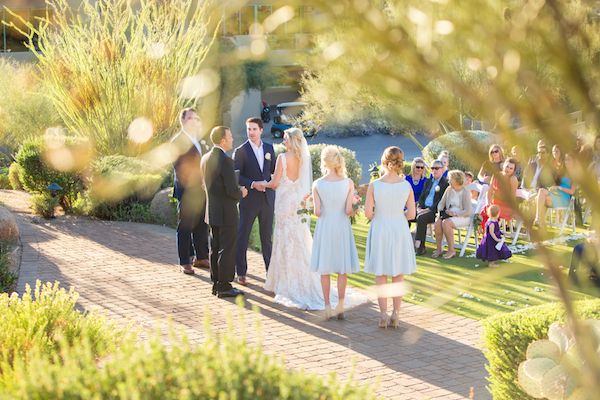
[{"xmin": 0, "ymin": 281, "xmax": 375, "ymax": 399}]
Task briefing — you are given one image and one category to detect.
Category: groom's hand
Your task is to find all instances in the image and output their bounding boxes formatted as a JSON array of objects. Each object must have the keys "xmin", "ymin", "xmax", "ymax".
[{"xmin": 252, "ymin": 181, "xmax": 267, "ymax": 192}]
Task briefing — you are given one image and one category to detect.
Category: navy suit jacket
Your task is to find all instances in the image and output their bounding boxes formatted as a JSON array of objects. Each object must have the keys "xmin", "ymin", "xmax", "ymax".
[
  {"xmin": 233, "ymin": 140, "xmax": 276, "ymax": 207},
  {"xmin": 171, "ymin": 131, "xmax": 205, "ymax": 202}
]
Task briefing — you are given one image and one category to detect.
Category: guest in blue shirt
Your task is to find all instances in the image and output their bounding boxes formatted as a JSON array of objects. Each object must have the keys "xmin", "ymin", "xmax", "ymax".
[
  {"xmin": 414, "ymin": 160, "xmax": 449, "ymax": 256},
  {"xmin": 406, "ymin": 157, "xmax": 427, "ymax": 203}
]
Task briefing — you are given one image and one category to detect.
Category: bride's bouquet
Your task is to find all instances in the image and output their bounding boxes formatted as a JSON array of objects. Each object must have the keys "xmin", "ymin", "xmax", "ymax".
[{"xmin": 297, "ymin": 193, "xmax": 314, "ymax": 224}]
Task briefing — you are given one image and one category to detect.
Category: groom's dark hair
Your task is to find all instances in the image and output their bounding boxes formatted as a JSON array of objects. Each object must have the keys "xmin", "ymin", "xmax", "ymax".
[
  {"xmin": 246, "ymin": 117, "xmax": 263, "ymax": 129},
  {"xmin": 210, "ymin": 126, "xmax": 230, "ymax": 145}
]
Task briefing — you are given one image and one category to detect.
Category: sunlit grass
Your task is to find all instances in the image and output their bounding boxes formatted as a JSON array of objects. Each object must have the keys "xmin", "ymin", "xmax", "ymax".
[{"xmin": 308, "ymin": 215, "xmax": 598, "ymax": 320}]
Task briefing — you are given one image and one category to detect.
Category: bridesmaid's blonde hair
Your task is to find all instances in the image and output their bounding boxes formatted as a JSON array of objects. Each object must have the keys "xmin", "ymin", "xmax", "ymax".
[
  {"xmin": 381, "ymin": 146, "xmax": 404, "ymax": 175},
  {"xmin": 320, "ymin": 145, "xmax": 347, "ymax": 177}
]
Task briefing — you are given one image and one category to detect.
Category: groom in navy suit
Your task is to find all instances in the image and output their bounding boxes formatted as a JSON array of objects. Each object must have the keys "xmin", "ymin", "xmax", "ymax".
[{"xmin": 233, "ymin": 117, "xmax": 276, "ymax": 285}]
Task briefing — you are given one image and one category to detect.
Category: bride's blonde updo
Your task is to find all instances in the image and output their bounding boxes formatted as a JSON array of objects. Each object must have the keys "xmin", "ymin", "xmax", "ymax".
[
  {"xmin": 284, "ymin": 127, "xmax": 304, "ymax": 167},
  {"xmin": 381, "ymin": 146, "xmax": 404, "ymax": 175},
  {"xmin": 320, "ymin": 145, "xmax": 347, "ymax": 177}
]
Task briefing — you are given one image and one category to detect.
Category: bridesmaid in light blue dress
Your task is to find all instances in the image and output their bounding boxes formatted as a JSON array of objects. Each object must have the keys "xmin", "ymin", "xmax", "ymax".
[
  {"xmin": 311, "ymin": 146, "xmax": 360, "ymax": 320},
  {"xmin": 364, "ymin": 147, "xmax": 417, "ymax": 329}
]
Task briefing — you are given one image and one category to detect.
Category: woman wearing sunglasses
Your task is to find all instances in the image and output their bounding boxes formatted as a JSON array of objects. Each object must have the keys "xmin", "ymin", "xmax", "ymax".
[
  {"xmin": 477, "ymin": 144, "xmax": 504, "ymax": 184},
  {"xmin": 406, "ymin": 157, "xmax": 428, "ymax": 203}
]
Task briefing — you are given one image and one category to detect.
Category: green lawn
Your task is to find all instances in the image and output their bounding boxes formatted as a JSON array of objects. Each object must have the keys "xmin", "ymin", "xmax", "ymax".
[
  {"xmin": 347, "ymin": 215, "xmax": 598, "ymax": 320},
  {"xmin": 250, "ymin": 216, "xmax": 598, "ymax": 320}
]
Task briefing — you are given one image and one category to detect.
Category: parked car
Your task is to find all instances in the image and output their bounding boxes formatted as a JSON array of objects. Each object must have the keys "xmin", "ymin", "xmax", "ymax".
[{"xmin": 270, "ymin": 102, "xmax": 316, "ymax": 138}]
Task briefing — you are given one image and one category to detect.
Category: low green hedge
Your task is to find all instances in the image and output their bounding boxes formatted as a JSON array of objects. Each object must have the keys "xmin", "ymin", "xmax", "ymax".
[
  {"xmin": 0, "ymin": 282, "xmax": 374, "ymax": 399},
  {"xmin": 483, "ymin": 299, "xmax": 600, "ymax": 400}
]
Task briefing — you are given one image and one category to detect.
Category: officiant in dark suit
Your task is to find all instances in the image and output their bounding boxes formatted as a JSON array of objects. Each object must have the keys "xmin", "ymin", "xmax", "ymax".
[
  {"xmin": 171, "ymin": 108, "xmax": 210, "ymax": 275},
  {"xmin": 201, "ymin": 126, "xmax": 248, "ymax": 298},
  {"xmin": 233, "ymin": 117, "xmax": 276, "ymax": 285}
]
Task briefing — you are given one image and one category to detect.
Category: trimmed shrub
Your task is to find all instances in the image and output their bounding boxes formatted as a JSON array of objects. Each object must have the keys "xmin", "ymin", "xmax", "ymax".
[
  {"xmin": 30, "ymin": 193, "xmax": 59, "ymax": 219},
  {"xmin": 0, "ymin": 281, "xmax": 119, "ymax": 369},
  {"xmin": 14, "ymin": 139, "xmax": 85, "ymax": 212},
  {"xmin": 7, "ymin": 163, "xmax": 23, "ymax": 190},
  {"xmin": 308, "ymin": 144, "xmax": 362, "ymax": 186},
  {"xmin": 483, "ymin": 299, "xmax": 600, "ymax": 400},
  {"xmin": 422, "ymin": 130, "xmax": 498, "ymax": 172},
  {"xmin": 85, "ymin": 155, "xmax": 167, "ymax": 222}
]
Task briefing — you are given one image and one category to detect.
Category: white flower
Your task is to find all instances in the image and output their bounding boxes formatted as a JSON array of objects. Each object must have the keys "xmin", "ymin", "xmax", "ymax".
[
  {"xmin": 435, "ymin": 185, "xmax": 440, "ymax": 192},
  {"xmin": 265, "ymin": 153, "xmax": 271, "ymax": 161},
  {"xmin": 201, "ymin": 139, "xmax": 206, "ymax": 145}
]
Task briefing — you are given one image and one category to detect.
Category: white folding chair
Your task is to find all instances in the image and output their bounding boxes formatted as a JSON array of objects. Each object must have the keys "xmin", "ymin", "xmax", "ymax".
[
  {"xmin": 459, "ymin": 184, "xmax": 488, "ymax": 256},
  {"xmin": 547, "ymin": 196, "xmax": 576, "ymax": 236}
]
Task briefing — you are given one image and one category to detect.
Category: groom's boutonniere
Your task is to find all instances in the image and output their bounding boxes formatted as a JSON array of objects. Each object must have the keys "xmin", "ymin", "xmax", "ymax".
[
  {"xmin": 265, "ymin": 152, "xmax": 271, "ymax": 161},
  {"xmin": 435, "ymin": 185, "xmax": 440, "ymax": 193}
]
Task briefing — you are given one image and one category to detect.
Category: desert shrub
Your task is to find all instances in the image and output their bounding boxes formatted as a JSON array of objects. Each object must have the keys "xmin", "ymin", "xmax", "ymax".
[
  {"xmin": 422, "ymin": 130, "xmax": 498, "ymax": 172},
  {"xmin": 9, "ymin": 0, "xmax": 219, "ymax": 155},
  {"xmin": 0, "ymin": 60, "xmax": 59, "ymax": 153},
  {"xmin": 7, "ymin": 163, "xmax": 23, "ymax": 190},
  {"xmin": 30, "ymin": 193, "xmax": 59, "ymax": 219},
  {"xmin": 483, "ymin": 299, "xmax": 600, "ymax": 400},
  {"xmin": 14, "ymin": 139, "xmax": 85, "ymax": 212},
  {"xmin": 0, "ymin": 281, "xmax": 119, "ymax": 369},
  {"xmin": 308, "ymin": 144, "xmax": 362, "ymax": 186},
  {"xmin": 0, "ymin": 318, "xmax": 374, "ymax": 400},
  {"xmin": 85, "ymin": 155, "xmax": 167, "ymax": 222}
]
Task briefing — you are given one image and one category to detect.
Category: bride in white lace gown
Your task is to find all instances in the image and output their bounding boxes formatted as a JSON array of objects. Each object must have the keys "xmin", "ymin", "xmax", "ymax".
[
  {"xmin": 264, "ymin": 128, "xmax": 368, "ymax": 311},
  {"xmin": 264, "ymin": 128, "xmax": 324, "ymax": 309}
]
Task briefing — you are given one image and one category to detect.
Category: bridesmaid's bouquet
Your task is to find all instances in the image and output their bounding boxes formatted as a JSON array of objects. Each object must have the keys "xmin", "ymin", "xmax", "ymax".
[
  {"xmin": 297, "ymin": 193, "xmax": 314, "ymax": 223},
  {"xmin": 350, "ymin": 191, "xmax": 363, "ymax": 224}
]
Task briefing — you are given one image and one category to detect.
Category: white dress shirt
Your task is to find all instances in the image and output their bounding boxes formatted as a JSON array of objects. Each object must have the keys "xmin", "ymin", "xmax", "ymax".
[
  {"xmin": 249, "ymin": 140, "xmax": 264, "ymax": 172},
  {"xmin": 183, "ymin": 130, "xmax": 202, "ymax": 155}
]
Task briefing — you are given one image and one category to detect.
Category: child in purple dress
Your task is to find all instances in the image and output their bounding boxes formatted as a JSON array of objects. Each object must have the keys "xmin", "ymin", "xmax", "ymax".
[{"xmin": 476, "ymin": 205, "xmax": 512, "ymax": 267}]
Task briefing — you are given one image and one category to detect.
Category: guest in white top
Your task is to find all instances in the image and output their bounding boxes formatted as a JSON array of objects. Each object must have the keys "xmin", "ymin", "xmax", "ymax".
[{"xmin": 433, "ymin": 170, "xmax": 472, "ymax": 259}]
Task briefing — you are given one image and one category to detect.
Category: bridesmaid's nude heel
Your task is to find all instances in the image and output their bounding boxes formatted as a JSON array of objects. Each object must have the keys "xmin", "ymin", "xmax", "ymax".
[
  {"xmin": 334, "ymin": 302, "xmax": 345, "ymax": 320},
  {"xmin": 390, "ymin": 310, "xmax": 400, "ymax": 329},
  {"xmin": 324, "ymin": 305, "xmax": 333, "ymax": 320},
  {"xmin": 378, "ymin": 312, "xmax": 389, "ymax": 329}
]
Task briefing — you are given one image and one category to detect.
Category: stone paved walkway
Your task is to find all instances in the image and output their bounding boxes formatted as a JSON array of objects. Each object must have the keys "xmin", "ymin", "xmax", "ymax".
[{"xmin": 1, "ymin": 190, "xmax": 489, "ymax": 400}]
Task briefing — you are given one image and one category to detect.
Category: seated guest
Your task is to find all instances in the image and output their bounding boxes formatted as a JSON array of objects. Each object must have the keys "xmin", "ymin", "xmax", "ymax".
[
  {"xmin": 478, "ymin": 144, "xmax": 504, "ymax": 184},
  {"xmin": 414, "ymin": 160, "xmax": 449, "ymax": 256},
  {"xmin": 406, "ymin": 157, "xmax": 428, "ymax": 202},
  {"xmin": 433, "ymin": 170, "xmax": 472, "ymax": 259},
  {"xmin": 510, "ymin": 145, "xmax": 523, "ymax": 183},
  {"xmin": 521, "ymin": 140, "xmax": 554, "ymax": 193},
  {"xmin": 534, "ymin": 153, "xmax": 576, "ymax": 228},
  {"xmin": 464, "ymin": 171, "xmax": 479, "ymax": 200},
  {"xmin": 481, "ymin": 158, "xmax": 519, "ymax": 229},
  {"xmin": 550, "ymin": 144, "xmax": 565, "ymax": 181},
  {"xmin": 437, "ymin": 151, "xmax": 450, "ymax": 178}
]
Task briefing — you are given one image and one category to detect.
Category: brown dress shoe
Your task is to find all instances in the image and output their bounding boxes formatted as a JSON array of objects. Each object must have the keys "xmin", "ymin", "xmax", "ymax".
[
  {"xmin": 180, "ymin": 264, "xmax": 195, "ymax": 275},
  {"xmin": 193, "ymin": 259, "xmax": 210, "ymax": 269},
  {"xmin": 236, "ymin": 275, "xmax": 248, "ymax": 286}
]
